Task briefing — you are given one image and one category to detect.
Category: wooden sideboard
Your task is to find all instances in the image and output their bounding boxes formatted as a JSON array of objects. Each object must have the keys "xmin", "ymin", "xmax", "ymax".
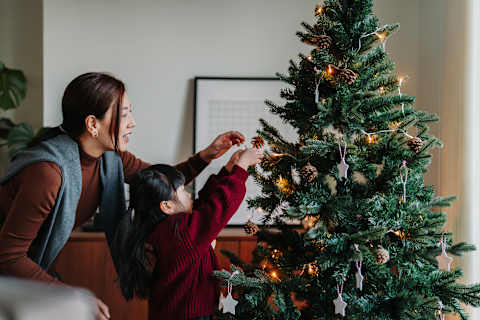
[{"xmin": 50, "ymin": 229, "xmax": 256, "ymax": 320}]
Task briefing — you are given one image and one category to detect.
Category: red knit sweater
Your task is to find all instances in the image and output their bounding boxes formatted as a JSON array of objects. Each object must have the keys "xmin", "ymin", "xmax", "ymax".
[{"xmin": 148, "ymin": 165, "xmax": 248, "ymax": 320}]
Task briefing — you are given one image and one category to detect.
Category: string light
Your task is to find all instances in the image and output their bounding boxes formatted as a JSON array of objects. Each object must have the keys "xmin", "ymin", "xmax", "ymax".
[
  {"xmin": 361, "ymin": 129, "xmax": 414, "ymax": 140},
  {"xmin": 379, "ymin": 86, "xmax": 385, "ymax": 95},
  {"xmin": 315, "ymin": 5, "xmax": 324, "ymax": 15},
  {"xmin": 356, "ymin": 25, "xmax": 389, "ymax": 52},
  {"xmin": 327, "ymin": 64, "xmax": 334, "ymax": 75},
  {"xmin": 398, "ymin": 76, "xmax": 406, "ymax": 114},
  {"xmin": 307, "ymin": 263, "xmax": 319, "ymax": 276},
  {"xmin": 270, "ymin": 270, "xmax": 280, "ymax": 280},
  {"xmin": 366, "ymin": 134, "xmax": 379, "ymax": 144},
  {"xmin": 271, "ymin": 249, "xmax": 282, "ymax": 259},
  {"xmin": 375, "ymin": 32, "xmax": 385, "ymax": 40},
  {"xmin": 307, "ymin": 55, "xmax": 313, "ymax": 62},
  {"xmin": 275, "ymin": 176, "xmax": 293, "ymax": 194}
]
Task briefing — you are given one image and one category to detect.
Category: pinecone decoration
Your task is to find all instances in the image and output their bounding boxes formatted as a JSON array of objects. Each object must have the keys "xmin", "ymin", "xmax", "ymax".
[
  {"xmin": 251, "ymin": 136, "xmax": 265, "ymax": 149},
  {"xmin": 316, "ymin": 35, "xmax": 331, "ymax": 49},
  {"xmin": 375, "ymin": 246, "xmax": 390, "ymax": 265},
  {"xmin": 339, "ymin": 69, "xmax": 357, "ymax": 85},
  {"xmin": 244, "ymin": 220, "xmax": 259, "ymax": 235},
  {"xmin": 407, "ymin": 137, "xmax": 423, "ymax": 153},
  {"xmin": 300, "ymin": 163, "xmax": 318, "ymax": 183}
]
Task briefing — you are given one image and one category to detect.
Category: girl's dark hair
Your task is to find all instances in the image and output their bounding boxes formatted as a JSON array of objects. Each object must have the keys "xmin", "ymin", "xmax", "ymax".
[
  {"xmin": 29, "ymin": 72, "xmax": 125, "ymax": 151},
  {"xmin": 112, "ymin": 164, "xmax": 185, "ymax": 300}
]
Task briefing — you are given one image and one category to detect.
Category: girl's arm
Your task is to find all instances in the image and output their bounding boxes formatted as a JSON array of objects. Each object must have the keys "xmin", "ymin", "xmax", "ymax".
[
  {"xmin": 182, "ymin": 165, "xmax": 248, "ymax": 249},
  {"xmin": 0, "ymin": 162, "xmax": 63, "ymax": 284}
]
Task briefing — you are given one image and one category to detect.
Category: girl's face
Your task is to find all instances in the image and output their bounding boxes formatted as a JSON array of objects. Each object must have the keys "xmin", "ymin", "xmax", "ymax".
[
  {"xmin": 160, "ymin": 185, "xmax": 193, "ymax": 215},
  {"xmin": 97, "ymin": 92, "xmax": 136, "ymax": 152},
  {"xmin": 173, "ymin": 185, "xmax": 193, "ymax": 214}
]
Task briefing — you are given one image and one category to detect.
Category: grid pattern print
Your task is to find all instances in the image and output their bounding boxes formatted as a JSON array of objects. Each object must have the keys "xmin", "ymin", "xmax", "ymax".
[{"xmin": 195, "ymin": 99, "xmax": 298, "ymax": 225}]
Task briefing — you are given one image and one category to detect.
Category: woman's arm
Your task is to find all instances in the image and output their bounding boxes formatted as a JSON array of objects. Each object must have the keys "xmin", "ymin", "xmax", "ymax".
[
  {"xmin": 0, "ymin": 162, "xmax": 63, "ymax": 284},
  {"xmin": 120, "ymin": 151, "xmax": 208, "ymax": 185}
]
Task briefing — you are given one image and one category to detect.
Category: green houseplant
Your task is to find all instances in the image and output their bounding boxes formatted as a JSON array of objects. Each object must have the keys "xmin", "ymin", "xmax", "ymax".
[{"xmin": 0, "ymin": 61, "xmax": 47, "ymax": 159}]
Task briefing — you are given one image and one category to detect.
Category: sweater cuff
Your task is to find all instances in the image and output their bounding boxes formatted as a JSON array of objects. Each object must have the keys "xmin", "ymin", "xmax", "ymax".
[
  {"xmin": 230, "ymin": 165, "xmax": 249, "ymax": 181},
  {"xmin": 192, "ymin": 152, "xmax": 210, "ymax": 171}
]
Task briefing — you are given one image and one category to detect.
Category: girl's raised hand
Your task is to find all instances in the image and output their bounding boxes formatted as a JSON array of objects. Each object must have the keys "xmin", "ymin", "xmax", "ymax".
[{"xmin": 236, "ymin": 148, "xmax": 263, "ymax": 171}]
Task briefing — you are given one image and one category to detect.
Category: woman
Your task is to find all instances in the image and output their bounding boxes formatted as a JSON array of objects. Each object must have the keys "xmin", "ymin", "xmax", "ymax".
[{"xmin": 0, "ymin": 72, "xmax": 245, "ymax": 320}]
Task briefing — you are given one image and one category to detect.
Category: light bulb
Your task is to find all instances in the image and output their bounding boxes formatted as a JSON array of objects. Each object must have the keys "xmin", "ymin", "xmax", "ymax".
[{"xmin": 327, "ymin": 65, "xmax": 334, "ymax": 75}]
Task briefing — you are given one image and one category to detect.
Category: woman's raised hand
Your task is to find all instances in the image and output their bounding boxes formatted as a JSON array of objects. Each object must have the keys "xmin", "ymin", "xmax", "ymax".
[{"xmin": 199, "ymin": 131, "xmax": 245, "ymax": 162}]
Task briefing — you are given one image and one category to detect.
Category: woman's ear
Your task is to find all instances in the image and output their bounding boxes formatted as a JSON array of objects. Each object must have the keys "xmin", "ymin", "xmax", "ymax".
[
  {"xmin": 159, "ymin": 200, "xmax": 176, "ymax": 215},
  {"xmin": 84, "ymin": 115, "xmax": 99, "ymax": 138}
]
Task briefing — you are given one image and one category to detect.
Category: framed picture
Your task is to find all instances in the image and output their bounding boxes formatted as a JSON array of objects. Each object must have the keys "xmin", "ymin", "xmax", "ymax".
[{"xmin": 193, "ymin": 77, "xmax": 298, "ymax": 226}]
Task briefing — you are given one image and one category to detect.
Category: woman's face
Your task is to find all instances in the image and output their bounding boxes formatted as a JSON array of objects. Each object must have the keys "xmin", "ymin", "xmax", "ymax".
[{"xmin": 97, "ymin": 92, "xmax": 136, "ymax": 152}]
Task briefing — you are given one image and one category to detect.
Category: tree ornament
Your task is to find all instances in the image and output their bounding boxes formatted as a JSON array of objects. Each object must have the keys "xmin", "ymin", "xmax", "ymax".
[
  {"xmin": 436, "ymin": 235, "xmax": 453, "ymax": 271},
  {"xmin": 244, "ymin": 219, "xmax": 259, "ymax": 235},
  {"xmin": 333, "ymin": 282, "xmax": 347, "ymax": 316},
  {"xmin": 302, "ymin": 216, "xmax": 318, "ymax": 230},
  {"xmin": 300, "ymin": 162, "xmax": 318, "ymax": 183},
  {"xmin": 375, "ymin": 246, "xmax": 390, "ymax": 264},
  {"xmin": 337, "ymin": 141, "xmax": 349, "ymax": 180},
  {"xmin": 220, "ymin": 271, "xmax": 240, "ymax": 315},
  {"xmin": 339, "ymin": 69, "xmax": 357, "ymax": 85},
  {"xmin": 355, "ymin": 260, "xmax": 364, "ymax": 291},
  {"xmin": 314, "ymin": 4, "xmax": 324, "ymax": 15},
  {"xmin": 251, "ymin": 136, "xmax": 265, "ymax": 149},
  {"xmin": 407, "ymin": 136, "xmax": 424, "ymax": 153},
  {"xmin": 303, "ymin": 35, "xmax": 331, "ymax": 50}
]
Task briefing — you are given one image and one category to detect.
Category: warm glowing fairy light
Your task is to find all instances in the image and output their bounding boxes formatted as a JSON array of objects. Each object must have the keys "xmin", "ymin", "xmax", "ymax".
[
  {"xmin": 315, "ymin": 5, "xmax": 324, "ymax": 15},
  {"xmin": 270, "ymin": 271, "xmax": 279, "ymax": 280},
  {"xmin": 327, "ymin": 65, "xmax": 334, "ymax": 74},
  {"xmin": 376, "ymin": 32, "xmax": 385, "ymax": 40}
]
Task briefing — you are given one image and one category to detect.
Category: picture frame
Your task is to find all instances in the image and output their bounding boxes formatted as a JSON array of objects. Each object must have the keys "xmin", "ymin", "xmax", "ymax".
[{"xmin": 193, "ymin": 77, "xmax": 298, "ymax": 226}]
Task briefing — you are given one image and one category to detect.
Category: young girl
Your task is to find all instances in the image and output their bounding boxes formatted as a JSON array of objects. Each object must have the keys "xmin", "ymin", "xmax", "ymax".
[{"xmin": 113, "ymin": 147, "xmax": 262, "ymax": 320}]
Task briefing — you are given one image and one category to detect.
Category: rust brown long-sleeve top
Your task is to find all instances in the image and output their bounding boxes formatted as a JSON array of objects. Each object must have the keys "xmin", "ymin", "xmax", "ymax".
[{"xmin": 0, "ymin": 148, "xmax": 208, "ymax": 284}]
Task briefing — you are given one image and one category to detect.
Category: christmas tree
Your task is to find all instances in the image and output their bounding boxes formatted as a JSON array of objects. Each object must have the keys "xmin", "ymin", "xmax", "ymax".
[{"xmin": 215, "ymin": 1, "xmax": 480, "ymax": 319}]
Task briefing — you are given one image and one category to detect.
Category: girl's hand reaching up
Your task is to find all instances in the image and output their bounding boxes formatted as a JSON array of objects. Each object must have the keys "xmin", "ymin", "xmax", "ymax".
[{"xmin": 225, "ymin": 148, "xmax": 263, "ymax": 172}]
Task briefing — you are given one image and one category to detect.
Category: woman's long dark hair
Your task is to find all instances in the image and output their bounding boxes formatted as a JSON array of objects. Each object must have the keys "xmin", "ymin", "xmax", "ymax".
[
  {"xmin": 29, "ymin": 72, "xmax": 125, "ymax": 151},
  {"xmin": 112, "ymin": 164, "xmax": 185, "ymax": 300}
]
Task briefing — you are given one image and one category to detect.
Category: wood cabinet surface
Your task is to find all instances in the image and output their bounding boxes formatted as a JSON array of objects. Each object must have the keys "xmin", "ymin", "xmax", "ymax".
[{"xmin": 50, "ymin": 229, "xmax": 256, "ymax": 320}]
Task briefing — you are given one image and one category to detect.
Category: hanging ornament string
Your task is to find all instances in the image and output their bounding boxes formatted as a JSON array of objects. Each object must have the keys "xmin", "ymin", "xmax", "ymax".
[
  {"xmin": 399, "ymin": 161, "xmax": 408, "ymax": 203},
  {"xmin": 336, "ymin": 282, "xmax": 343, "ymax": 296},
  {"xmin": 227, "ymin": 270, "xmax": 240, "ymax": 296},
  {"xmin": 337, "ymin": 141, "xmax": 349, "ymax": 180},
  {"xmin": 438, "ymin": 301, "xmax": 445, "ymax": 320},
  {"xmin": 220, "ymin": 270, "xmax": 240, "ymax": 315}
]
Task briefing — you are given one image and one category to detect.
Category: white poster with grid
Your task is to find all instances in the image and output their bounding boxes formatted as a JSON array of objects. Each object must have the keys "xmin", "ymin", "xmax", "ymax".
[{"xmin": 194, "ymin": 78, "xmax": 298, "ymax": 225}]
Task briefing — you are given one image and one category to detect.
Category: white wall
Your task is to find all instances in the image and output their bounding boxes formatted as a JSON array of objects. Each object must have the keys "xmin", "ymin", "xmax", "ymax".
[
  {"xmin": 43, "ymin": 0, "xmax": 422, "ymax": 166},
  {"xmin": 43, "ymin": 0, "xmax": 318, "ymax": 164},
  {"xmin": 0, "ymin": 0, "xmax": 43, "ymax": 173}
]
